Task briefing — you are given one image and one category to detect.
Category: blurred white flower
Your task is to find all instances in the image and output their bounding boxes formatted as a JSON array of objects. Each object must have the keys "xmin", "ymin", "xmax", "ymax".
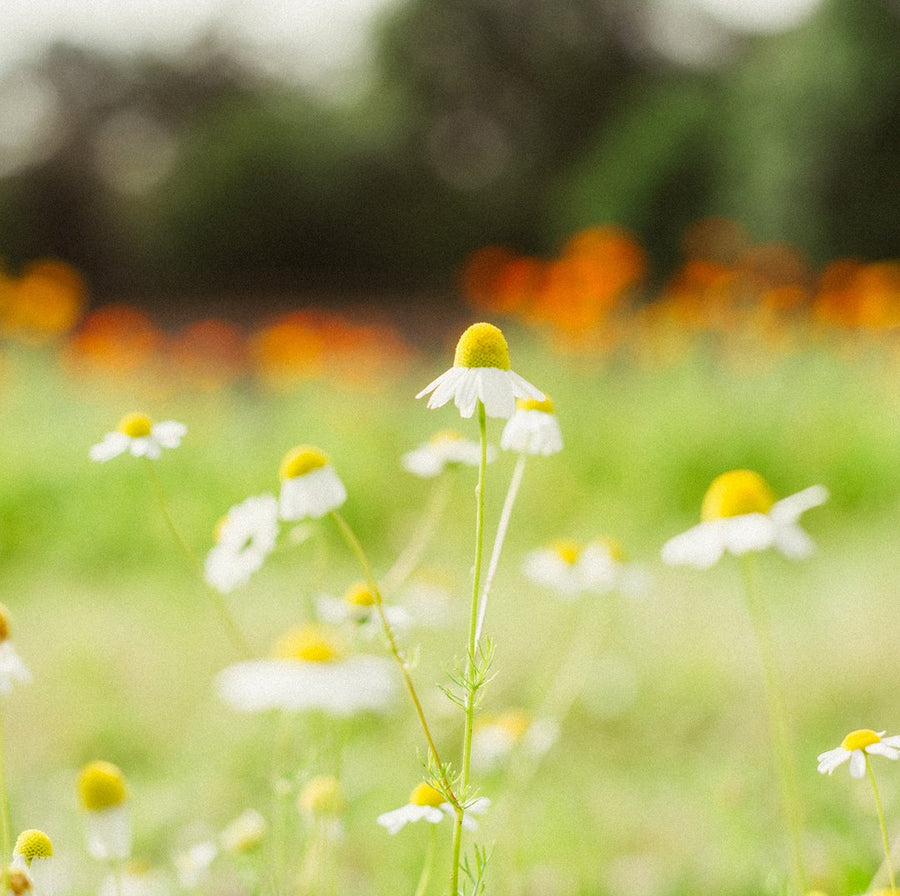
[
  {"xmin": 315, "ymin": 582, "xmax": 411, "ymax": 639},
  {"xmin": 220, "ymin": 810, "xmax": 266, "ymax": 854},
  {"xmin": 278, "ymin": 446, "xmax": 346, "ymax": 520},
  {"xmin": 377, "ymin": 783, "xmax": 489, "ymax": 835},
  {"xmin": 216, "ymin": 624, "xmax": 395, "ymax": 715},
  {"xmin": 661, "ymin": 470, "xmax": 828, "ymax": 569},
  {"xmin": 817, "ymin": 729, "xmax": 900, "ymax": 779},
  {"xmin": 77, "ymin": 761, "xmax": 131, "ymax": 862},
  {"xmin": 500, "ymin": 397, "xmax": 563, "ymax": 456},
  {"xmin": 99, "ymin": 862, "xmax": 169, "ymax": 896},
  {"xmin": 472, "ymin": 709, "xmax": 559, "ymax": 772},
  {"xmin": 89, "ymin": 412, "xmax": 185, "ymax": 462},
  {"xmin": 416, "ymin": 322, "xmax": 543, "ymax": 419},
  {"xmin": 402, "ymin": 430, "xmax": 494, "ymax": 477},
  {"xmin": 204, "ymin": 494, "xmax": 279, "ymax": 594},
  {"xmin": 174, "ymin": 841, "xmax": 217, "ymax": 890},
  {"xmin": 0, "ymin": 605, "xmax": 30, "ymax": 696}
]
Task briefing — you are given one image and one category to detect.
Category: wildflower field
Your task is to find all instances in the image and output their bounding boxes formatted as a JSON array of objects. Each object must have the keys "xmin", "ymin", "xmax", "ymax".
[{"xmin": 2, "ymin": 239, "xmax": 900, "ymax": 896}]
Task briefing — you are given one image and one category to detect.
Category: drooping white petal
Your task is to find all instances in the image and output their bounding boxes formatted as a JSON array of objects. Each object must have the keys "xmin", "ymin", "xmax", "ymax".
[
  {"xmin": 0, "ymin": 641, "xmax": 31, "ymax": 695},
  {"xmin": 661, "ymin": 521, "xmax": 728, "ymax": 569},
  {"xmin": 376, "ymin": 804, "xmax": 444, "ymax": 835},
  {"xmin": 501, "ymin": 410, "xmax": 563, "ymax": 456},
  {"xmin": 279, "ymin": 466, "xmax": 347, "ymax": 520},
  {"xmin": 401, "ymin": 446, "xmax": 445, "ymax": 477},
  {"xmin": 507, "ymin": 370, "xmax": 545, "ymax": 402},
  {"xmin": 772, "ymin": 523, "xmax": 816, "ymax": 559},
  {"xmin": 85, "ymin": 803, "xmax": 132, "ymax": 861},
  {"xmin": 816, "ymin": 747, "xmax": 850, "ymax": 775},
  {"xmin": 421, "ymin": 368, "xmax": 467, "ymax": 409},
  {"xmin": 849, "ymin": 749, "xmax": 867, "ymax": 778},
  {"xmin": 476, "ymin": 368, "xmax": 516, "ymax": 418},
  {"xmin": 770, "ymin": 485, "xmax": 829, "ymax": 524},
  {"xmin": 89, "ymin": 432, "xmax": 130, "ymax": 462},
  {"xmin": 866, "ymin": 743, "xmax": 900, "ymax": 760},
  {"xmin": 129, "ymin": 437, "xmax": 159, "ymax": 459},
  {"xmin": 880, "ymin": 735, "xmax": 900, "ymax": 748},
  {"xmin": 720, "ymin": 514, "xmax": 775, "ymax": 555},
  {"xmin": 151, "ymin": 420, "xmax": 187, "ymax": 448}
]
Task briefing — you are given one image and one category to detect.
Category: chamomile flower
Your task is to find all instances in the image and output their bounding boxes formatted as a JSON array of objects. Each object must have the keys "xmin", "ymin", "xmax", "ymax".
[
  {"xmin": 174, "ymin": 841, "xmax": 217, "ymax": 890},
  {"xmin": 203, "ymin": 494, "xmax": 279, "ymax": 594},
  {"xmin": 220, "ymin": 810, "xmax": 266, "ymax": 855},
  {"xmin": 12, "ymin": 830, "xmax": 54, "ymax": 896},
  {"xmin": 416, "ymin": 322, "xmax": 544, "ymax": 419},
  {"xmin": 77, "ymin": 760, "xmax": 132, "ymax": 861},
  {"xmin": 0, "ymin": 604, "xmax": 30, "ymax": 696},
  {"xmin": 89, "ymin": 413, "xmax": 186, "ymax": 462},
  {"xmin": 500, "ymin": 397, "xmax": 563, "ymax": 456},
  {"xmin": 523, "ymin": 540, "xmax": 585, "ymax": 597},
  {"xmin": 401, "ymin": 430, "xmax": 495, "ymax": 477},
  {"xmin": 472, "ymin": 709, "xmax": 559, "ymax": 772},
  {"xmin": 661, "ymin": 470, "xmax": 828, "ymax": 569},
  {"xmin": 216, "ymin": 623, "xmax": 396, "ymax": 715},
  {"xmin": 315, "ymin": 582, "xmax": 411, "ymax": 638},
  {"xmin": 817, "ymin": 729, "xmax": 900, "ymax": 778},
  {"xmin": 579, "ymin": 538, "xmax": 651, "ymax": 597},
  {"xmin": 297, "ymin": 775, "xmax": 346, "ymax": 840},
  {"xmin": 376, "ymin": 783, "xmax": 490, "ymax": 835},
  {"xmin": 278, "ymin": 446, "xmax": 347, "ymax": 520}
]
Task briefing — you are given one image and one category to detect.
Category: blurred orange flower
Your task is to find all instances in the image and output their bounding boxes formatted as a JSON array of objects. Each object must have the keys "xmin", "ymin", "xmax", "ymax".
[
  {"xmin": 65, "ymin": 303, "xmax": 162, "ymax": 374},
  {"xmin": 168, "ymin": 318, "xmax": 248, "ymax": 390},
  {"xmin": 2, "ymin": 259, "xmax": 87, "ymax": 343}
]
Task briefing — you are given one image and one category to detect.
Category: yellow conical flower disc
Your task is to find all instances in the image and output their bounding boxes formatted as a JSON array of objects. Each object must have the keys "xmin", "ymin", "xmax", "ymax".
[
  {"xmin": 408, "ymin": 782, "xmax": 444, "ymax": 807},
  {"xmin": 272, "ymin": 625, "xmax": 341, "ymax": 663},
  {"xmin": 453, "ymin": 323, "xmax": 511, "ymax": 370},
  {"xmin": 279, "ymin": 446, "xmax": 329, "ymax": 480},
  {"xmin": 298, "ymin": 775, "xmax": 344, "ymax": 816},
  {"xmin": 700, "ymin": 470, "xmax": 776, "ymax": 521},
  {"xmin": 78, "ymin": 760, "xmax": 128, "ymax": 810},
  {"xmin": 116, "ymin": 412, "xmax": 153, "ymax": 438},
  {"xmin": 841, "ymin": 729, "xmax": 881, "ymax": 751},
  {"xmin": 551, "ymin": 539, "xmax": 581, "ymax": 565},
  {"xmin": 343, "ymin": 582, "xmax": 375, "ymax": 607},
  {"xmin": 14, "ymin": 830, "xmax": 53, "ymax": 864},
  {"xmin": 516, "ymin": 396, "xmax": 555, "ymax": 414}
]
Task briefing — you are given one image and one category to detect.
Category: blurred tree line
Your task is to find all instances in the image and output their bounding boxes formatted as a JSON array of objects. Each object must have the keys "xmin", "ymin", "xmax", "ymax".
[{"xmin": 0, "ymin": 0, "xmax": 896, "ymax": 308}]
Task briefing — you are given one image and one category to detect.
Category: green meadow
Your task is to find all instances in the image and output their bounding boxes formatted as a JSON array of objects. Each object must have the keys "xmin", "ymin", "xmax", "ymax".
[{"xmin": 1, "ymin": 328, "xmax": 899, "ymax": 896}]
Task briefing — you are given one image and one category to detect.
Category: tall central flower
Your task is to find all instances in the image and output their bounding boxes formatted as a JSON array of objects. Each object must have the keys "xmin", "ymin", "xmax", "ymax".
[
  {"xmin": 416, "ymin": 322, "xmax": 544, "ymax": 419},
  {"xmin": 278, "ymin": 445, "xmax": 347, "ymax": 520}
]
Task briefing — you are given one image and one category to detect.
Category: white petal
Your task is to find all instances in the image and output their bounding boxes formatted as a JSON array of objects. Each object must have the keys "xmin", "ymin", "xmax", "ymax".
[
  {"xmin": 151, "ymin": 420, "xmax": 187, "ymax": 448},
  {"xmin": 507, "ymin": 370, "xmax": 545, "ymax": 402},
  {"xmin": 86, "ymin": 804, "xmax": 132, "ymax": 861},
  {"xmin": 660, "ymin": 521, "xmax": 727, "ymax": 569},
  {"xmin": 89, "ymin": 432, "xmax": 129, "ymax": 462},
  {"xmin": 849, "ymin": 750, "xmax": 867, "ymax": 778},
  {"xmin": 501, "ymin": 410, "xmax": 563, "ymax": 455},
  {"xmin": 772, "ymin": 523, "xmax": 816, "ymax": 559},
  {"xmin": 816, "ymin": 747, "xmax": 850, "ymax": 775},
  {"xmin": 867, "ymin": 743, "xmax": 900, "ymax": 760},
  {"xmin": 455, "ymin": 369, "xmax": 481, "ymax": 418},
  {"xmin": 279, "ymin": 466, "xmax": 347, "ymax": 521},
  {"xmin": 476, "ymin": 368, "xmax": 516, "ymax": 419},
  {"xmin": 401, "ymin": 446, "xmax": 444, "ymax": 478},
  {"xmin": 129, "ymin": 437, "xmax": 160, "ymax": 459},
  {"xmin": 424, "ymin": 368, "xmax": 466, "ymax": 409},
  {"xmin": 720, "ymin": 515, "xmax": 775, "ymax": 555},
  {"xmin": 770, "ymin": 485, "xmax": 829, "ymax": 523},
  {"xmin": 880, "ymin": 735, "xmax": 900, "ymax": 748}
]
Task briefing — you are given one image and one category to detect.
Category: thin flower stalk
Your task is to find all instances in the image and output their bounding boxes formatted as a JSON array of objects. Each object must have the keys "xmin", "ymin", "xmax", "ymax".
[
  {"xmin": 739, "ymin": 553, "xmax": 806, "ymax": 896},
  {"xmin": 412, "ymin": 825, "xmax": 438, "ymax": 896},
  {"xmin": 451, "ymin": 401, "xmax": 489, "ymax": 896},
  {"xmin": 144, "ymin": 459, "xmax": 252, "ymax": 657},
  {"xmin": 866, "ymin": 758, "xmax": 897, "ymax": 894},
  {"xmin": 0, "ymin": 712, "xmax": 9, "ymax": 893},
  {"xmin": 329, "ymin": 510, "xmax": 460, "ymax": 811},
  {"xmin": 475, "ymin": 452, "xmax": 527, "ymax": 644}
]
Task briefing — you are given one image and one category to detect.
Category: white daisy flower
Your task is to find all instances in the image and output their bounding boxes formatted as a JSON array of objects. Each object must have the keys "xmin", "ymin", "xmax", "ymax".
[
  {"xmin": 401, "ymin": 430, "xmax": 495, "ymax": 477},
  {"xmin": 0, "ymin": 605, "xmax": 30, "ymax": 696},
  {"xmin": 220, "ymin": 810, "xmax": 266, "ymax": 854},
  {"xmin": 525, "ymin": 538, "xmax": 647, "ymax": 599},
  {"xmin": 77, "ymin": 761, "xmax": 132, "ymax": 862},
  {"xmin": 472, "ymin": 709, "xmax": 559, "ymax": 772},
  {"xmin": 12, "ymin": 830, "xmax": 54, "ymax": 896},
  {"xmin": 523, "ymin": 540, "xmax": 585, "ymax": 597},
  {"xmin": 204, "ymin": 494, "xmax": 279, "ymax": 594},
  {"xmin": 89, "ymin": 412, "xmax": 186, "ymax": 462},
  {"xmin": 500, "ymin": 397, "xmax": 563, "ymax": 456},
  {"xmin": 216, "ymin": 624, "xmax": 396, "ymax": 715},
  {"xmin": 278, "ymin": 446, "xmax": 347, "ymax": 520},
  {"xmin": 661, "ymin": 470, "xmax": 828, "ymax": 570},
  {"xmin": 817, "ymin": 729, "xmax": 900, "ymax": 779},
  {"xmin": 315, "ymin": 582, "xmax": 411, "ymax": 639},
  {"xmin": 416, "ymin": 322, "xmax": 544, "ymax": 419},
  {"xmin": 99, "ymin": 862, "xmax": 169, "ymax": 896},
  {"xmin": 376, "ymin": 783, "xmax": 489, "ymax": 835}
]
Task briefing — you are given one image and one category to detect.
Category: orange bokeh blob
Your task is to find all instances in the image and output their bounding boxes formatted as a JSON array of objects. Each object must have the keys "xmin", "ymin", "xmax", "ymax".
[
  {"xmin": 2, "ymin": 259, "xmax": 87, "ymax": 343},
  {"xmin": 168, "ymin": 318, "xmax": 248, "ymax": 389},
  {"xmin": 65, "ymin": 303, "xmax": 162, "ymax": 374}
]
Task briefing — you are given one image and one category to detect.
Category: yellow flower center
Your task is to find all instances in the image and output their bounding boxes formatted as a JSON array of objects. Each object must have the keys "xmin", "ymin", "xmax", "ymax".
[
  {"xmin": 408, "ymin": 782, "xmax": 445, "ymax": 807},
  {"xmin": 298, "ymin": 775, "xmax": 344, "ymax": 816},
  {"xmin": 0, "ymin": 603, "xmax": 10, "ymax": 643},
  {"xmin": 343, "ymin": 582, "xmax": 375, "ymax": 607},
  {"xmin": 14, "ymin": 830, "xmax": 53, "ymax": 864},
  {"xmin": 272, "ymin": 625, "xmax": 341, "ymax": 663},
  {"xmin": 841, "ymin": 729, "xmax": 882, "ymax": 751},
  {"xmin": 552, "ymin": 540, "xmax": 581, "ymax": 565},
  {"xmin": 279, "ymin": 446, "xmax": 329, "ymax": 480},
  {"xmin": 700, "ymin": 470, "xmax": 776, "ymax": 521},
  {"xmin": 78, "ymin": 761, "xmax": 128, "ymax": 810},
  {"xmin": 116, "ymin": 412, "xmax": 153, "ymax": 438},
  {"xmin": 453, "ymin": 322, "xmax": 511, "ymax": 370},
  {"xmin": 429, "ymin": 430, "xmax": 463, "ymax": 445},
  {"xmin": 517, "ymin": 396, "xmax": 555, "ymax": 414}
]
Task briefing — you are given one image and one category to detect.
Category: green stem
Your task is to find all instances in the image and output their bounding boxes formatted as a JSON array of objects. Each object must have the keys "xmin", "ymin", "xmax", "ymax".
[
  {"xmin": 329, "ymin": 511, "xmax": 459, "ymax": 811},
  {"xmin": 867, "ymin": 758, "xmax": 897, "ymax": 894},
  {"xmin": 450, "ymin": 401, "xmax": 489, "ymax": 896},
  {"xmin": 413, "ymin": 825, "xmax": 437, "ymax": 896},
  {"xmin": 382, "ymin": 475, "xmax": 453, "ymax": 594},
  {"xmin": 143, "ymin": 459, "xmax": 252, "ymax": 658},
  {"xmin": 474, "ymin": 453, "xmax": 526, "ymax": 644},
  {"xmin": 0, "ymin": 710, "xmax": 9, "ymax": 894},
  {"xmin": 738, "ymin": 554, "xmax": 806, "ymax": 896}
]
